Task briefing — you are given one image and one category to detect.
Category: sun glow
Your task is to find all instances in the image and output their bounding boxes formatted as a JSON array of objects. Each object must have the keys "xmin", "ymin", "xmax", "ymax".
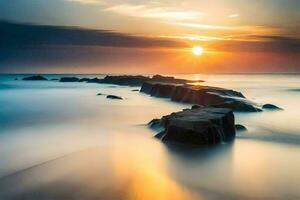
[{"xmin": 192, "ymin": 46, "xmax": 204, "ymax": 56}]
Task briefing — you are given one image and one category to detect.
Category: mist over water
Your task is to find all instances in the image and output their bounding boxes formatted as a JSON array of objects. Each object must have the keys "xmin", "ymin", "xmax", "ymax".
[{"xmin": 0, "ymin": 74, "xmax": 300, "ymax": 200}]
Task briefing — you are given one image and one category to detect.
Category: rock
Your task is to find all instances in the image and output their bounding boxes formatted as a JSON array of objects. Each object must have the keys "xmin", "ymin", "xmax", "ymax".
[
  {"xmin": 148, "ymin": 119, "xmax": 161, "ymax": 129},
  {"xmin": 151, "ymin": 74, "xmax": 198, "ymax": 84},
  {"xmin": 154, "ymin": 131, "xmax": 166, "ymax": 139},
  {"xmin": 235, "ymin": 124, "xmax": 247, "ymax": 131},
  {"xmin": 150, "ymin": 107, "xmax": 235, "ymax": 145},
  {"xmin": 97, "ymin": 93, "xmax": 103, "ymax": 96},
  {"xmin": 106, "ymin": 95, "xmax": 123, "ymax": 100},
  {"xmin": 87, "ymin": 78, "xmax": 101, "ymax": 83},
  {"xmin": 22, "ymin": 75, "xmax": 48, "ymax": 81},
  {"xmin": 91, "ymin": 75, "xmax": 196, "ymax": 87},
  {"xmin": 14, "ymin": 78, "xmax": 18, "ymax": 80},
  {"xmin": 98, "ymin": 75, "xmax": 150, "ymax": 86},
  {"xmin": 262, "ymin": 104, "xmax": 282, "ymax": 110},
  {"xmin": 132, "ymin": 89, "xmax": 140, "ymax": 92},
  {"xmin": 79, "ymin": 78, "xmax": 91, "ymax": 82},
  {"xmin": 140, "ymin": 82, "xmax": 260, "ymax": 112},
  {"xmin": 59, "ymin": 77, "xmax": 80, "ymax": 82},
  {"xmin": 51, "ymin": 78, "xmax": 59, "ymax": 81}
]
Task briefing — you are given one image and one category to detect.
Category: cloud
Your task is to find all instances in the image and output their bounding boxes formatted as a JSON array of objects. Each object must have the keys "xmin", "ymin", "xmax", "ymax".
[
  {"xmin": 206, "ymin": 34, "xmax": 300, "ymax": 53},
  {"xmin": 0, "ymin": 20, "xmax": 186, "ymax": 49},
  {"xmin": 229, "ymin": 14, "xmax": 239, "ymax": 18},
  {"xmin": 104, "ymin": 4, "xmax": 203, "ymax": 20},
  {"xmin": 170, "ymin": 22, "xmax": 235, "ymax": 30}
]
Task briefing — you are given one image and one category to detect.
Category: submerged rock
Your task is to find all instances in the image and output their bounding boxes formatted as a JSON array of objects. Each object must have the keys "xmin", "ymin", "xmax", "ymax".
[
  {"xmin": 151, "ymin": 107, "xmax": 235, "ymax": 145},
  {"xmin": 106, "ymin": 95, "xmax": 123, "ymax": 100},
  {"xmin": 140, "ymin": 82, "xmax": 260, "ymax": 112},
  {"xmin": 235, "ymin": 124, "xmax": 247, "ymax": 131},
  {"xmin": 22, "ymin": 75, "xmax": 48, "ymax": 81},
  {"xmin": 51, "ymin": 78, "xmax": 59, "ymax": 81},
  {"xmin": 262, "ymin": 104, "xmax": 282, "ymax": 110},
  {"xmin": 59, "ymin": 77, "xmax": 80, "ymax": 82}
]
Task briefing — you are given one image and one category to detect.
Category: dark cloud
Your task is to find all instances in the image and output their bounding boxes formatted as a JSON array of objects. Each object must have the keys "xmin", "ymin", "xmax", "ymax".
[
  {"xmin": 207, "ymin": 35, "xmax": 300, "ymax": 53},
  {"xmin": 0, "ymin": 20, "xmax": 186, "ymax": 49}
]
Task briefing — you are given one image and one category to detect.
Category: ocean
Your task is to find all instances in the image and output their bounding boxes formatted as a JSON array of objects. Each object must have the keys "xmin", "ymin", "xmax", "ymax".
[{"xmin": 0, "ymin": 73, "xmax": 300, "ymax": 200}]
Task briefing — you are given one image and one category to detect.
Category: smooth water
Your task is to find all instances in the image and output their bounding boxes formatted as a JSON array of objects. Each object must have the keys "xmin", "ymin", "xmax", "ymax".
[{"xmin": 0, "ymin": 74, "xmax": 300, "ymax": 200}]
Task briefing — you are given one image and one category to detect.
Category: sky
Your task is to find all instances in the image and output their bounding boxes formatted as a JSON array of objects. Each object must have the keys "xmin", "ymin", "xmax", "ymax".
[{"xmin": 0, "ymin": 0, "xmax": 300, "ymax": 73}]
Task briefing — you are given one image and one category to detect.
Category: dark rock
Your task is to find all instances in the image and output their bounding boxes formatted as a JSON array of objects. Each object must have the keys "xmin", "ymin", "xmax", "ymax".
[
  {"xmin": 51, "ymin": 78, "xmax": 59, "ymax": 81},
  {"xmin": 106, "ymin": 95, "xmax": 123, "ymax": 100},
  {"xmin": 262, "ymin": 104, "xmax": 282, "ymax": 110},
  {"xmin": 235, "ymin": 124, "xmax": 247, "ymax": 131},
  {"xmin": 151, "ymin": 74, "xmax": 198, "ymax": 84},
  {"xmin": 150, "ymin": 107, "xmax": 235, "ymax": 145},
  {"xmin": 14, "ymin": 78, "xmax": 18, "ymax": 80},
  {"xmin": 92, "ymin": 75, "xmax": 195, "ymax": 87},
  {"xmin": 154, "ymin": 131, "xmax": 166, "ymax": 139},
  {"xmin": 132, "ymin": 89, "xmax": 140, "ymax": 92},
  {"xmin": 140, "ymin": 82, "xmax": 260, "ymax": 112},
  {"xmin": 213, "ymin": 101, "xmax": 262, "ymax": 112},
  {"xmin": 59, "ymin": 77, "xmax": 80, "ymax": 82},
  {"xmin": 148, "ymin": 119, "xmax": 161, "ymax": 129},
  {"xmin": 97, "ymin": 93, "xmax": 103, "ymax": 96},
  {"xmin": 79, "ymin": 78, "xmax": 91, "ymax": 82},
  {"xmin": 99, "ymin": 75, "xmax": 150, "ymax": 86},
  {"xmin": 87, "ymin": 78, "xmax": 102, "ymax": 83},
  {"xmin": 22, "ymin": 75, "xmax": 48, "ymax": 81}
]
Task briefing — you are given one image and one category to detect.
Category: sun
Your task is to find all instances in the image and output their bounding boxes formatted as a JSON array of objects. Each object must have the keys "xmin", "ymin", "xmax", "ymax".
[{"xmin": 192, "ymin": 46, "xmax": 204, "ymax": 56}]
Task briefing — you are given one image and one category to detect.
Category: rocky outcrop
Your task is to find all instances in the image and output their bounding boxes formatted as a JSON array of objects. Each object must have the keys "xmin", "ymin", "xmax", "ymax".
[
  {"xmin": 59, "ymin": 77, "xmax": 80, "ymax": 82},
  {"xmin": 106, "ymin": 95, "xmax": 123, "ymax": 100},
  {"xmin": 78, "ymin": 78, "xmax": 91, "ymax": 82},
  {"xmin": 262, "ymin": 104, "xmax": 282, "ymax": 110},
  {"xmin": 140, "ymin": 82, "xmax": 261, "ymax": 112},
  {"xmin": 98, "ymin": 75, "xmax": 150, "ymax": 86},
  {"xmin": 55, "ymin": 75, "xmax": 198, "ymax": 86},
  {"xmin": 22, "ymin": 75, "xmax": 48, "ymax": 81},
  {"xmin": 150, "ymin": 107, "xmax": 235, "ymax": 145}
]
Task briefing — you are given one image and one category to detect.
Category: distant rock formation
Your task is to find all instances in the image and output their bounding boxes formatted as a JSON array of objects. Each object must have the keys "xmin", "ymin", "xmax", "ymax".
[
  {"xmin": 57, "ymin": 74, "xmax": 200, "ymax": 86},
  {"xmin": 22, "ymin": 75, "xmax": 48, "ymax": 81},
  {"xmin": 140, "ymin": 82, "xmax": 261, "ymax": 112},
  {"xmin": 59, "ymin": 77, "xmax": 80, "ymax": 82},
  {"xmin": 149, "ymin": 107, "xmax": 235, "ymax": 145},
  {"xmin": 106, "ymin": 95, "xmax": 123, "ymax": 100}
]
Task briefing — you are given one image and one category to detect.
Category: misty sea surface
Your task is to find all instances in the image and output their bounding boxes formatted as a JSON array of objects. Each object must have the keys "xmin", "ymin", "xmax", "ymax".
[{"xmin": 0, "ymin": 73, "xmax": 300, "ymax": 200}]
